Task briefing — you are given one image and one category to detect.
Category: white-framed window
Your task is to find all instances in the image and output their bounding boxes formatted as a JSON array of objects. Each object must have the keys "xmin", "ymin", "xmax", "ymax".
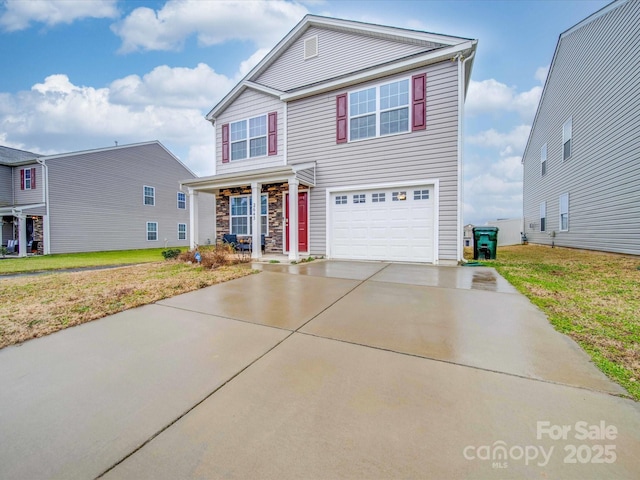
[
  {"xmin": 392, "ymin": 191, "xmax": 407, "ymax": 201},
  {"xmin": 230, "ymin": 115, "xmax": 267, "ymax": 161},
  {"xmin": 414, "ymin": 189, "xmax": 429, "ymax": 200},
  {"xmin": 230, "ymin": 194, "xmax": 268, "ymax": 235},
  {"xmin": 540, "ymin": 202, "xmax": 546, "ymax": 232},
  {"xmin": 335, "ymin": 195, "xmax": 347, "ymax": 205},
  {"xmin": 353, "ymin": 194, "xmax": 366, "ymax": 204},
  {"xmin": 144, "ymin": 186, "xmax": 155, "ymax": 206},
  {"xmin": 541, "ymin": 143, "xmax": 547, "ymax": 176},
  {"xmin": 372, "ymin": 193, "xmax": 385, "ymax": 203},
  {"xmin": 177, "ymin": 192, "xmax": 186, "ymax": 209},
  {"xmin": 24, "ymin": 168, "xmax": 32, "ymax": 189},
  {"xmin": 146, "ymin": 222, "xmax": 158, "ymax": 241},
  {"xmin": 563, "ymin": 118, "xmax": 572, "ymax": 160},
  {"xmin": 559, "ymin": 193, "xmax": 569, "ymax": 231},
  {"xmin": 349, "ymin": 78, "xmax": 410, "ymax": 141},
  {"xmin": 178, "ymin": 223, "xmax": 187, "ymax": 240}
]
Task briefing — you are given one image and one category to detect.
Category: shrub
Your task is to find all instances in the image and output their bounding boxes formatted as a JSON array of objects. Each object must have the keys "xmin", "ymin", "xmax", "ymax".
[
  {"xmin": 161, "ymin": 248, "xmax": 182, "ymax": 260},
  {"xmin": 177, "ymin": 244, "xmax": 243, "ymax": 269}
]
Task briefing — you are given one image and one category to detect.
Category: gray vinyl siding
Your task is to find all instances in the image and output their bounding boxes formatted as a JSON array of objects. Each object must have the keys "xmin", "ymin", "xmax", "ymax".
[
  {"xmin": 522, "ymin": 0, "xmax": 640, "ymax": 255},
  {"xmin": 13, "ymin": 164, "xmax": 43, "ymax": 205},
  {"xmin": 216, "ymin": 89, "xmax": 284, "ymax": 175},
  {"xmin": 287, "ymin": 60, "xmax": 460, "ymax": 261},
  {"xmin": 0, "ymin": 165, "xmax": 11, "ymax": 206},
  {"xmin": 46, "ymin": 143, "xmax": 196, "ymax": 254},
  {"xmin": 256, "ymin": 26, "xmax": 440, "ymax": 92}
]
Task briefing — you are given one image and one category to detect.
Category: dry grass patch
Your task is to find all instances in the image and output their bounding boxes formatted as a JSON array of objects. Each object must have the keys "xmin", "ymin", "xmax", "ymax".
[
  {"xmin": 469, "ymin": 245, "xmax": 640, "ymax": 400},
  {"xmin": 0, "ymin": 262, "xmax": 255, "ymax": 349}
]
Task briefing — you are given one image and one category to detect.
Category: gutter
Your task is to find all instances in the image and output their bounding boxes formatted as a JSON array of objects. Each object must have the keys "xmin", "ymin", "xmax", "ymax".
[{"xmin": 35, "ymin": 158, "xmax": 50, "ymax": 255}]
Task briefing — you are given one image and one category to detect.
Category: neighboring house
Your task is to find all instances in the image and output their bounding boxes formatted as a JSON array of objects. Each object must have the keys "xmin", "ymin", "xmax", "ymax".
[
  {"xmin": 0, "ymin": 141, "xmax": 214, "ymax": 256},
  {"xmin": 463, "ymin": 224, "xmax": 474, "ymax": 247},
  {"xmin": 183, "ymin": 15, "xmax": 477, "ymax": 264},
  {"xmin": 522, "ymin": 0, "xmax": 640, "ymax": 255}
]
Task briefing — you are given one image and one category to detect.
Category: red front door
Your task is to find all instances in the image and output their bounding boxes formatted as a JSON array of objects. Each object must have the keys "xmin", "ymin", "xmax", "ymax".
[{"xmin": 286, "ymin": 191, "xmax": 308, "ymax": 252}]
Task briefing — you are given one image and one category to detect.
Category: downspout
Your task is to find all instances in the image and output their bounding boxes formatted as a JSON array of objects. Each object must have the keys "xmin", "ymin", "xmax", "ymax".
[
  {"xmin": 35, "ymin": 158, "xmax": 50, "ymax": 255},
  {"xmin": 456, "ymin": 50, "xmax": 475, "ymax": 263}
]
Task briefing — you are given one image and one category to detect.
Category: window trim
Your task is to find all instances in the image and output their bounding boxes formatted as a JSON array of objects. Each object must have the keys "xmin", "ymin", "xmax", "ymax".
[
  {"xmin": 146, "ymin": 221, "xmax": 158, "ymax": 241},
  {"xmin": 563, "ymin": 118, "xmax": 572, "ymax": 161},
  {"xmin": 540, "ymin": 201, "xmax": 546, "ymax": 232},
  {"xmin": 24, "ymin": 168, "xmax": 32, "ymax": 189},
  {"xmin": 178, "ymin": 223, "xmax": 187, "ymax": 240},
  {"xmin": 347, "ymin": 76, "xmax": 412, "ymax": 142},
  {"xmin": 143, "ymin": 186, "xmax": 155, "ymax": 206},
  {"xmin": 229, "ymin": 193, "xmax": 269, "ymax": 236},
  {"xmin": 541, "ymin": 143, "xmax": 547, "ymax": 176},
  {"xmin": 177, "ymin": 192, "xmax": 186, "ymax": 209},
  {"xmin": 229, "ymin": 114, "xmax": 268, "ymax": 161},
  {"xmin": 559, "ymin": 193, "xmax": 569, "ymax": 232}
]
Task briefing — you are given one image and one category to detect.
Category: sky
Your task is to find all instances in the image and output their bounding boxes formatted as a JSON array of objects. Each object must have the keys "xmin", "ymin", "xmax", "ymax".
[{"xmin": 0, "ymin": 0, "xmax": 611, "ymax": 225}]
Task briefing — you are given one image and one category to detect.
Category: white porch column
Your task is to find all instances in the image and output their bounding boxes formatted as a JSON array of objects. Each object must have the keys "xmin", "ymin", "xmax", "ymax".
[
  {"xmin": 288, "ymin": 178, "xmax": 299, "ymax": 262},
  {"xmin": 16, "ymin": 213, "xmax": 27, "ymax": 258},
  {"xmin": 188, "ymin": 189, "xmax": 199, "ymax": 250},
  {"xmin": 251, "ymin": 182, "xmax": 262, "ymax": 260}
]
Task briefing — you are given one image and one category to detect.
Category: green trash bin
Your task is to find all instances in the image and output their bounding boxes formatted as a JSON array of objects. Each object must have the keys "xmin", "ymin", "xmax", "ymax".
[{"xmin": 473, "ymin": 227, "xmax": 499, "ymax": 260}]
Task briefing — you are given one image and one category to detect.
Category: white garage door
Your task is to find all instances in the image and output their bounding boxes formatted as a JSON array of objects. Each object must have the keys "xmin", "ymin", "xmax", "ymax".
[{"xmin": 330, "ymin": 185, "xmax": 435, "ymax": 263}]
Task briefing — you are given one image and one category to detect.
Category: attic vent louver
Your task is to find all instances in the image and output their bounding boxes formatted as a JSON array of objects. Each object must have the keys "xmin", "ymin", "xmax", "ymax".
[{"xmin": 304, "ymin": 35, "xmax": 318, "ymax": 60}]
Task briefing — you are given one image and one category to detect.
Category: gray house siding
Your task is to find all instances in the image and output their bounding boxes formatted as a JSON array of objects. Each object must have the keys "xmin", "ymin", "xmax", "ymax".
[
  {"xmin": 522, "ymin": 0, "xmax": 640, "ymax": 255},
  {"xmin": 46, "ymin": 143, "xmax": 195, "ymax": 254},
  {"xmin": 216, "ymin": 89, "xmax": 284, "ymax": 175},
  {"xmin": 256, "ymin": 26, "xmax": 440, "ymax": 92},
  {"xmin": 0, "ymin": 165, "xmax": 11, "ymax": 206},
  {"xmin": 13, "ymin": 164, "xmax": 43, "ymax": 206},
  {"xmin": 287, "ymin": 61, "xmax": 460, "ymax": 260}
]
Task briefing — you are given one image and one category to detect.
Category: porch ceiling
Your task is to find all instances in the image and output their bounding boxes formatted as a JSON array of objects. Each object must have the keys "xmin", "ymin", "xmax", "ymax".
[{"xmin": 181, "ymin": 163, "xmax": 315, "ymax": 194}]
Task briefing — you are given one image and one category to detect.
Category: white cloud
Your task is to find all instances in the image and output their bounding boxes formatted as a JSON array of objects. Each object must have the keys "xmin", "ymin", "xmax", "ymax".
[
  {"xmin": 466, "ymin": 79, "xmax": 542, "ymax": 121},
  {"xmin": 111, "ymin": 0, "xmax": 308, "ymax": 53},
  {"xmin": 237, "ymin": 48, "xmax": 271, "ymax": 79},
  {"xmin": 535, "ymin": 65, "xmax": 549, "ymax": 84},
  {"xmin": 0, "ymin": 0, "xmax": 118, "ymax": 32},
  {"xmin": 467, "ymin": 125, "xmax": 531, "ymax": 153}
]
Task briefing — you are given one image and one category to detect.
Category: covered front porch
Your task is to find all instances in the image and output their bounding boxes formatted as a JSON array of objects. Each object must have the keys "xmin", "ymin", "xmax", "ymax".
[
  {"xmin": 1, "ymin": 205, "xmax": 46, "ymax": 257},
  {"xmin": 181, "ymin": 163, "xmax": 315, "ymax": 262}
]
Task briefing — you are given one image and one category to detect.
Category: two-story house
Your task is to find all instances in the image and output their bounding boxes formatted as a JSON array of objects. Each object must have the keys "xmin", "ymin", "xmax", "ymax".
[
  {"xmin": 0, "ymin": 141, "xmax": 214, "ymax": 256},
  {"xmin": 183, "ymin": 15, "xmax": 477, "ymax": 264},
  {"xmin": 522, "ymin": 0, "xmax": 640, "ymax": 255}
]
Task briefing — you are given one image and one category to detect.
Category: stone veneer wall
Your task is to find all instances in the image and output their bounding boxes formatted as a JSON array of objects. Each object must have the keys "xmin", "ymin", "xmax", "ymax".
[
  {"xmin": 33, "ymin": 216, "xmax": 44, "ymax": 255},
  {"xmin": 216, "ymin": 183, "xmax": 290, "ymax": 254}
]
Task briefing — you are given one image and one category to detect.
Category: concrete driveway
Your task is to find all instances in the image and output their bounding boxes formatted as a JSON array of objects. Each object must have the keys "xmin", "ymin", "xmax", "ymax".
[{"xmin": 1, "ymin": 261, "xmax": 639, "ymax": 479}]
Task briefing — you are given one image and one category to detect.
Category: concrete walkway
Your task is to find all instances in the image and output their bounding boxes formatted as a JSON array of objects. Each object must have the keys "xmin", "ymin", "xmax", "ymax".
[{"xmin": 0, "ymin": 261, "xmax": 638, "ymax": 479}]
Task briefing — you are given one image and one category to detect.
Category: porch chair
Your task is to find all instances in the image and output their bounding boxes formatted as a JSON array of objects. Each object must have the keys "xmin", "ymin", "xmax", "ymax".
[{"xmin": 222, "ymin": 234, "xmax": 251, "ymax": 254}]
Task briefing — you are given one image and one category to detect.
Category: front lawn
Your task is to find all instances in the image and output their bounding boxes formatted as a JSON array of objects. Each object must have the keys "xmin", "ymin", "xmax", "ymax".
[
  {"xmin": 0, "ymin": 248, "xmax": 171, "ymax": 275},
  {"xmin": 472, "ymin": 245, "xmax": 640, "ymax": 401}
]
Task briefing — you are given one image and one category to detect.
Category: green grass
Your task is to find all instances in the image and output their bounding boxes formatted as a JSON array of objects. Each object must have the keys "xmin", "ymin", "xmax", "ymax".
[
  {"xmin": 470, "ymin": 245, "xmax": 640, "ymax": 401},
  {"xmin": 0, "ymin": 248, "xmax": 175, "ymax": 275}
]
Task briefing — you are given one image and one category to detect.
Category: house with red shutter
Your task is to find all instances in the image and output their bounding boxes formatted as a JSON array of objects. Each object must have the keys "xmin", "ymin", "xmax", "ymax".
[
  {"xmin": 182, "ymin": 15, "xmax": 477, "ymax": 264},
  {"xmin": 0, "ymin": 142, "xmax": 214, "ymax": 256}
]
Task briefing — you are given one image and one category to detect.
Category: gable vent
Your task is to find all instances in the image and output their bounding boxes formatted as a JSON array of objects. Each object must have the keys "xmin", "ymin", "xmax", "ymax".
[{"xmin": 304, "ymin": 35, "xmax": 318, "ymax": 60}]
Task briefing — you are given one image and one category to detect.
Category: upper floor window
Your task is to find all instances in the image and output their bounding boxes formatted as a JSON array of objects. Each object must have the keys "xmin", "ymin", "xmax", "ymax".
[
  {"xmin": 230, "ymin": 115, "xmax": 266, "ymax": 161},
  {"xmin": 20, "ymin": 167, "xmax": 36, "ymax": 190},
  {"xmin": 144, "ymin": 186, "xmax": 155, "ymax": 206},
  {"xmin": 559, "ymin": 193, "xmax": 569, "ymax": 231},
  {"xmin": 177, "ymin": 192, "xmax": 186, "ymax": 209},
  {"xmin": 540, "ymin": 202, "xmax": 546, "ymax": 232},
  {"xmin": 349, "ymin": 79, "xmax": 409, "ymax": 141},
  {"xmin": 541, "ymin": 143, "xmax": 547, "ymax": 176},
  {"xmin": 563, "ymin": 118, "xmax": 572, "ymax": 160}
]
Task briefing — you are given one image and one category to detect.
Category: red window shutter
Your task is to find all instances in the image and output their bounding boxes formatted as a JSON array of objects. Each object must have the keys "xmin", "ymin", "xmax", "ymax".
[
  {"xmin": 336, "ymin": 93, "xmax": 348, "ymax": 144},
  {"xmin": 20, "ymin": 169, "xmax": 24, "ymax": 190},
  {"xmin": 221, "ymin": 123, "xmax": 229, "ymax": 163},
  {"xmin": 412, "ymin": 73, "xmax": 426, "ymax": 131},
  {"xmin": 268, "ymin": 112, "xmax": 277, "ymax": 155},
  {"xmin": 31, "ymin": 167, "xmax": 36, "ymax": 189}
]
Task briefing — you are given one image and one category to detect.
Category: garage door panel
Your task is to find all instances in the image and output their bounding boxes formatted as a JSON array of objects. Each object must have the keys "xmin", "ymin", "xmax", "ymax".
[{"xmin": 330, "ymin": 185, "xmax": 434, "ymax": 263}]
